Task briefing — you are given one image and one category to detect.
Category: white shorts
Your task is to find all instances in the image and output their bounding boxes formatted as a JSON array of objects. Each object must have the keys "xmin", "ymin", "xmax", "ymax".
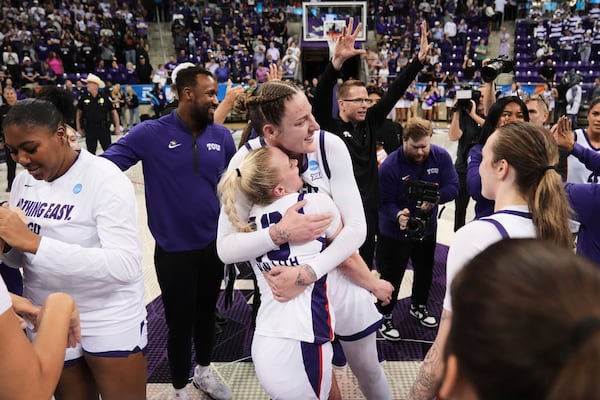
[
  {"xmin": 396, "ymin": 99, "xmax": 412, "ymax": 108},
  {"xmin": 326, "ymin": 269, "xmax": 382, "ymax": 339},
  {"xmin": 28, "ymin": 319, "xmax": 148, "ymax": 364},
  {"xmin": 252, "ymin": 335, "xmax": 332, "ymax": 400}
]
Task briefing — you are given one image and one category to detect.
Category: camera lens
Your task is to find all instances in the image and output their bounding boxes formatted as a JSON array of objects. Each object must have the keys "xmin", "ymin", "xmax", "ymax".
[{"xmin": 482, "ymin": 61, "xmax": 503, "ymax": 83}]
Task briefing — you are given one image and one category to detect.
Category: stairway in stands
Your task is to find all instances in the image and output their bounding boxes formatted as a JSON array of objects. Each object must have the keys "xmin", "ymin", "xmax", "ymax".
[{"xmin": 146, "ymin": 22, "xmax": 173, "ymax": 73}]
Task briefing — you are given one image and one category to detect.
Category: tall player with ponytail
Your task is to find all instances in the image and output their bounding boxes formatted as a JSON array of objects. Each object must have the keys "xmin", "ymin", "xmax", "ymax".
[
  {"xmin": 217, "ymin": 79, "xmax": 393, "ymax": 399},
  {"xmin": 407, "ymin": 121, "xmax": 572, "ymax": 400}
]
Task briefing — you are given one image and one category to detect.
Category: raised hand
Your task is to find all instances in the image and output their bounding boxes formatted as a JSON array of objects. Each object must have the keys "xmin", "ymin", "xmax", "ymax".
[
  {"xmin": 267, "ymin": 63, "xmax": 283, "ymax": 81},
  {"xmin": 417, "ymin": 20, "xmax": 433, "ymax": 64},
  {"xmin": 552, "ymin": 115, "xmax": 574, "ymax": 152},
  {"xmin": 331, "ymin": 17, "xmax": 367, "ymax": 70}
]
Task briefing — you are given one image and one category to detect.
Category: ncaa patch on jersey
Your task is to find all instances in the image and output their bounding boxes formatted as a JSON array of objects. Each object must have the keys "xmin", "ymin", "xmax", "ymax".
[
  {"xmin": 73, "ymin": 183, "xmax": 82, "ymax": 194},
  {"xmin": 308, "ymin": 160, "xmax": 319, "ymax": 171}
]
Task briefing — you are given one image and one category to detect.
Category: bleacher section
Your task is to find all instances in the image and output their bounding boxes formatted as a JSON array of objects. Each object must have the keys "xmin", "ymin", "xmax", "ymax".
[{"xmin": 514, "ymin": 18, "xmax": 600, "ymax": 98}]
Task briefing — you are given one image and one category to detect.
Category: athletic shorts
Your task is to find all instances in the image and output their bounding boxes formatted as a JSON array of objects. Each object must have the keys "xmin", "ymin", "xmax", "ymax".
[
  {"xmin": 326, "ymin": 269, "xmax": 383, "ymax": 340},
  {"xmin": 30, "ymin": 319, "xmax": 148, "ymax": 365},
  {"xmin": 252, "ymin": 335, "xmax": 332, "ymax": 400}
]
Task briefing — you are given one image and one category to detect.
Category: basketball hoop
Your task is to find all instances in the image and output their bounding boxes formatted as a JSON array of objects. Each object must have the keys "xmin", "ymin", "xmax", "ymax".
[
  {"xmin": 324, "ymin": 20, "xmax": 344, "ymax": 58},
  {"xmin": 326, "ymin": 33, "xmax": 341, "ymax": 58}
]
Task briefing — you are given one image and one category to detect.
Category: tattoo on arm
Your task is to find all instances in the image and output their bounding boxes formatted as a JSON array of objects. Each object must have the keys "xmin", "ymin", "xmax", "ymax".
[
  {"xmin": 295, "ymin": 265, "xmax": 317, "ymax": 286},
  {"xmin": 273, "ymin": 226, "xmax": 290, "ymax": 245},
  {"xmin": 407, "ymin": 341, "xmax": 441, "ymax": 400}
]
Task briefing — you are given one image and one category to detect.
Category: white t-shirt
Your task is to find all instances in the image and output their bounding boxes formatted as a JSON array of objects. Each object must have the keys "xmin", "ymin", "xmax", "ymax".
[
  {"xmin": 443, "ymin": 206, "xmax": 535, "ymax": 311},
  {"xmin": 4, "ymin": 149, "xmax": 146, "ymax": 336}
]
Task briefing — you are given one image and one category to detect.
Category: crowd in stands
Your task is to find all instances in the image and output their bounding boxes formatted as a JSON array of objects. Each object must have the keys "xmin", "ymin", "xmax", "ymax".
[
  {"xmin": 0, "ymin": 0, "xmax": 153, "ymax": 132},
  {"xmin": 165, "ymin": 2, "xmax": 298, "ymax": 84},
  {"xmin": 516, "ymin": 6, "xmax": 600, "ymax": 98},
  {"xmin": 0, "ymin": 0, "xmax": 598, "ymax": 126},
  {"xmin": 0, "ymin": 0, "xmax": 152, "ymax": 93}
]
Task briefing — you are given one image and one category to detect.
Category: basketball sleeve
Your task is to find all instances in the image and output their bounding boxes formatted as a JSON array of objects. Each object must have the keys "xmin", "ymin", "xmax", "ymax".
[
  {"xmin": 307, "ymin": 133, "xmax": 366, "ymax": 279},
  {"xmin": 303, "ymin": 193, "xmax": 342, "ymax": 239}
]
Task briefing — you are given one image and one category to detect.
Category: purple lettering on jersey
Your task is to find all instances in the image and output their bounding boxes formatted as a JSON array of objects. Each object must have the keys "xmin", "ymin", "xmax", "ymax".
[
  {"xmin": 62, "ymin": 205, "xmax": 75, "ymax": 221},
  {"xmin": 16, "ymin": 199, "xmax": 75, "ymax": 221},
  {"xmin": 18, "ymin": 199, "xmax": 49, "ymax": 218},
  {"xmin": 288, "ymin": 257, "xmax": 300, "ymax": 266},
  {"xmin": 36, "ymin": 203, "xmax": 48, "ymax": 218},
  {"xmin": 43, "ymin": 203, "xmax": 57, "ymax": 218}
]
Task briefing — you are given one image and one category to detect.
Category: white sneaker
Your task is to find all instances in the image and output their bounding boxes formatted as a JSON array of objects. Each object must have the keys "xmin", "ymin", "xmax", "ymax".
[
  {"xmin": 410, "ymin": 304, "xmax": 439, "ymax": 328},
  {"xmin": 192, "ymin": 365, "xmax": 232, "ymax": 400},
  {"xmin": 171, "ymin": 387, "xmax": 190, "ymax": 400},
  {"xmin": 379, "ymin": 315, "xmax": 402, "ymax": 341}
]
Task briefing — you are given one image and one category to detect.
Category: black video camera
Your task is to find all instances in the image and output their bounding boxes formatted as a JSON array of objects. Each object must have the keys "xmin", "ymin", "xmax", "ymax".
[
  {"xmin": 561, "ymin": 69, "xmax": 583, "ymax": 88},
  {"xmin": 403, "ymin": 180, "xmax": 440, "ymax": 241},
  {"xmin": 455, "ymin": 87, "xmax": 482, "ymax": 113},
  {"xmin": 481, "ymin": 55, "xmax": 515, "ymax": 83}
]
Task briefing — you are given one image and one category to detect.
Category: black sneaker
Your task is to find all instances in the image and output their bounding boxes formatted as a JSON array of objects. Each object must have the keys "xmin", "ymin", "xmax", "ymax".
[
  {"xmin": 378, "ymin": 315, "xmax": 401, "ymax": 341},
  {"xmin": 409, "ymin": 304, "xmax": 438, "ymax": 328}
]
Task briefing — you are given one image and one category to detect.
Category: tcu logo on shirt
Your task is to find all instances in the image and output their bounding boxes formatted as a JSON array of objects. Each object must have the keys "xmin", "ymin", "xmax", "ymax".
[{"xmin": 206, "ymin": 143, "xmax": 221, "ymax": 151}]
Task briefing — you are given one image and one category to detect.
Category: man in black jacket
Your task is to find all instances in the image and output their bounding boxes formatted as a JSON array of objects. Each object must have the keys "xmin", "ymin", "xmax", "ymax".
[{"xmin": 314, "ymin": 18, "xmax": 431, "ymax": 270}]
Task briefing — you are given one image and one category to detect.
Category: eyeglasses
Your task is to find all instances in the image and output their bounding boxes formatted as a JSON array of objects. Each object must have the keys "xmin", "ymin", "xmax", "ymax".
[{"xmin": 342, "ymin": 98, "xmax": 374, "ymax": 105}]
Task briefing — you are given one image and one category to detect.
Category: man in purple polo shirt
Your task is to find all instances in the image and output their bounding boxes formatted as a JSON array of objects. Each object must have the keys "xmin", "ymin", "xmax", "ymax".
[{"xmin": 101, "ymin": 65, "xmax": 235, "ymax": 400}]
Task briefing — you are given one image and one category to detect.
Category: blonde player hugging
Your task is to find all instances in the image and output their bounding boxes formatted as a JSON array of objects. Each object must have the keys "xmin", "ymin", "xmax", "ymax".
[{"xmin": 218, "ymin": 146, "xmax": 342, "ymax": 400}]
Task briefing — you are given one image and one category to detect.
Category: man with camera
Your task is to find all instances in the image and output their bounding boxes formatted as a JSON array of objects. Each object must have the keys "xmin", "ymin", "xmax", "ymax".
[
  {"xmin": 376, "ymin": 117, "xmax": 458, "ymax": 341},
  {"xmin": 447, "ymin": 87, "xmax": 485, "ymax": 231}
]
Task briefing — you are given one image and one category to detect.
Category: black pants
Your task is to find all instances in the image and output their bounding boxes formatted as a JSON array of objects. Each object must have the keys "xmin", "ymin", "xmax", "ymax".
[
  {"xmin": 85, "ymin": 125, "xmax": 111, "ymax": 154},
  {"xmin": 376, "ymin": 234, "xmax": 436, "ymax": 316},
  {"xmin": 359, "ymin": 205, "xmax": 378, "ymax": 269},
  {"xmin": 4, "ymin": 146, "xmax": 15, "ymax": 191},
  {"xmin": 154, "ymin": 241, "xmax": 224, "ymax": 389},
  {"xmin": 454, "ymin": 171, "xmax": 470, "ymax": 232}
]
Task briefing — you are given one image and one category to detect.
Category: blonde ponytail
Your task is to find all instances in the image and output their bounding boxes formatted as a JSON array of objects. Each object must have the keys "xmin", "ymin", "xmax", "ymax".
[
  {"xmin": 218, "ymin": 168, "xmax": 254, "ymax": 232},
  {"xmin": 493, "ymin": 122, "xmax": 572, "ymax": 248},
  {"xmin": 531, "ymin": 168, "xmax": 572, "ymax": 249}
]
